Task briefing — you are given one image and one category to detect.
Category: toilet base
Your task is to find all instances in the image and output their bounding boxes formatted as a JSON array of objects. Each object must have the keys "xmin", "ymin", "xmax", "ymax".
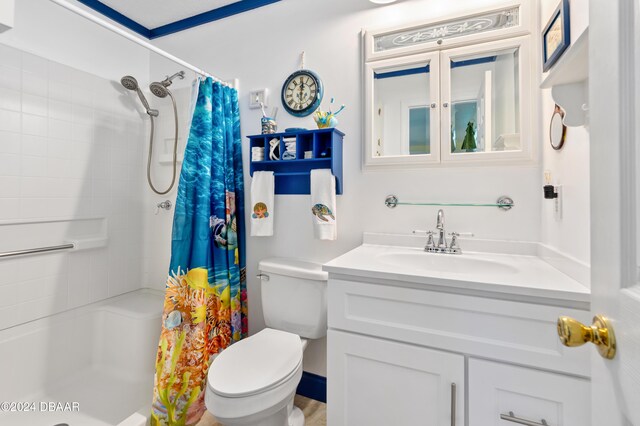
[{"xmin": 289, "ymin": 405, "xmax": 305, "ymax": 426}]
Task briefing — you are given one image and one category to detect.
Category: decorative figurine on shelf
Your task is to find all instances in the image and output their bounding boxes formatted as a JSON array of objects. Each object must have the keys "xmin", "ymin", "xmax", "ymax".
[
  {"xmin": 460, "ymin": 121, "xmax": 477, "ymax": 152},
  {"xmin": 313, "ymin": 97, "xmax": 345, "ymax": 129}
]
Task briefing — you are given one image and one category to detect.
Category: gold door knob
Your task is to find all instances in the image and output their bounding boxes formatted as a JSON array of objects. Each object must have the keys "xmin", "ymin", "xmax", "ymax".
[{"xmin": 557, "ymin": 315, "xmax": 616, "ymax": 359}]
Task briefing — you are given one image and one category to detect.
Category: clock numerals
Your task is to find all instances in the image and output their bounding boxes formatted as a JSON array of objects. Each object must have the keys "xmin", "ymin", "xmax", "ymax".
[{"xmin": 282, "ymin": 71, "xmax": 322, "ymax": 116}]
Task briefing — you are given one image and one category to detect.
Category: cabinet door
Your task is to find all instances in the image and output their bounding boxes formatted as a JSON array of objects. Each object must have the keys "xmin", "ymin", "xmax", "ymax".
[
  {"xmin": 328, "ymin": 329, "xmax": 464, "ymax": 426},
  {"xmin": 439, "ymin": 36, "xmax": 533, "ymax": 164},
  {"xmin": 469, "ymin": 358, "xmax": 590, "ymax": 426}
]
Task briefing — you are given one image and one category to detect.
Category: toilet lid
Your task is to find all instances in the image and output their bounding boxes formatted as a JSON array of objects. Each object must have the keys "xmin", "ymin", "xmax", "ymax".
[{"xmin": 207, "ymin": 328, "xmax": 303, "ymax": 398}]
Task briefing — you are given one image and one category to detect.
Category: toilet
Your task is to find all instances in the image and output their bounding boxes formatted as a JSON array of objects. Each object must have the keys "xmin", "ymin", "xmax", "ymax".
[{"xmin": 205, "ymin": 258, "xmax": 328, "ymax": 426}]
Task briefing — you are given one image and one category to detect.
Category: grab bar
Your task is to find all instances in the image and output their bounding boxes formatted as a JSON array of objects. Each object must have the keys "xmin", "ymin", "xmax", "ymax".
[{"xmin": 0, "ymin": 243, "xmax": 75, "ymax": 259}]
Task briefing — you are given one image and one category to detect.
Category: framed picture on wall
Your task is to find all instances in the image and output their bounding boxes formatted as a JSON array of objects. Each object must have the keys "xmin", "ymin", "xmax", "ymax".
[{"xmin": 542, "ymin": 0, "xmax": 570, "ymax": 72}]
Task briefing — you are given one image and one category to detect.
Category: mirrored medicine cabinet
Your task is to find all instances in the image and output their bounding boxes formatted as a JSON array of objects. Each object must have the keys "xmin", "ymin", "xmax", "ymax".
[{"xmin": 363, "ymin": 1, "xmax": 535, "ymax": 169}]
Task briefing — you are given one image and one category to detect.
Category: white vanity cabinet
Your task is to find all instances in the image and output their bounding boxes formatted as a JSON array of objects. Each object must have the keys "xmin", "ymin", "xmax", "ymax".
[
  {"xmin": 329, "ymin": 329, "xmax": 464, "ymax": 426},
  {"xmin": 327, "ymin": 278, "xmax": 591, "ymax": 426}
]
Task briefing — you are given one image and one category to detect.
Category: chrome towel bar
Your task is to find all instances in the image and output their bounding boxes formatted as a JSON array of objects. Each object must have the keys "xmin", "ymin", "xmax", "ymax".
[{"xmin": 0, "ymin": 243, "xmax": 75, "ymax": 259}]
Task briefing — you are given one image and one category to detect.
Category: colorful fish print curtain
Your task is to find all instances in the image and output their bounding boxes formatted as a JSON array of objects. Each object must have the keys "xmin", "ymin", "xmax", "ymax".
[{"xmin": 151, "ymin": 78, "xmax": 247, "ymax": 426}]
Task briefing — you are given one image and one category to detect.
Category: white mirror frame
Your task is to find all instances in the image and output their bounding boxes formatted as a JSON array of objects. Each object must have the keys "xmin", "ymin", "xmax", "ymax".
[
  {"xmin": 364, "ymin": 52, "xmax": 441, "ymax": 168},
  {"xmin": 440, "ymin": 36, "xmax": 533, "ymax": 164},
  {"xmin": 362, "ymin": 1, "xmax": 536, "ymax": 171}
]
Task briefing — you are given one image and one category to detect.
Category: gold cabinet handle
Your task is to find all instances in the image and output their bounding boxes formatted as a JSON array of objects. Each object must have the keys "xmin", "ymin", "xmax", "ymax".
[{"xmin": 557, "ymin": 315, "xmax": 616, "ymax": 359}]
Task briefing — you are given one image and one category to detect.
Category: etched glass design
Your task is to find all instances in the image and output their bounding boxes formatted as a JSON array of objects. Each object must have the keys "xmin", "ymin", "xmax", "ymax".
[{"xmin": 374, "ymin": 7, "xmax": 520, "ymax": 52}]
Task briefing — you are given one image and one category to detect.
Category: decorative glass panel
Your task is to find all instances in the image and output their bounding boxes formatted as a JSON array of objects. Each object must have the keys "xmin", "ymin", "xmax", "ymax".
[{"xmin": 374, "ymin": 7, "xmax": 519, "ymax": 53}]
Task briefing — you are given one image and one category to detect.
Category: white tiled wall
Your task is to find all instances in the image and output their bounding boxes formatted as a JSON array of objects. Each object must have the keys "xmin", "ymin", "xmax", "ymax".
[{"xmin": 0, "ymin": 43, "xmax": 147, "ymax": 330}]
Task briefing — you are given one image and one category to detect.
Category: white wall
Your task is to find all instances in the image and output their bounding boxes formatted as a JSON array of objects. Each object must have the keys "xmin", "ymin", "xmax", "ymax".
[
  {"xmin": 150, "ymin": 0, "xmax": 543, "ymax": 376},
  {"xmin": 539, "ymin": 0, "xmax": 590, "ymax": 267},
  {"xmin": 0, "ymin": 0, "xmax": 151, "ymax": 329}
]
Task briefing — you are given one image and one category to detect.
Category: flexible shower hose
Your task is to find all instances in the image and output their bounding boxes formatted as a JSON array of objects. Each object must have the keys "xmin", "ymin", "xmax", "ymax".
[{"xmin": 147, "ymin": 91, "xmax": 179, "ymax": 195}]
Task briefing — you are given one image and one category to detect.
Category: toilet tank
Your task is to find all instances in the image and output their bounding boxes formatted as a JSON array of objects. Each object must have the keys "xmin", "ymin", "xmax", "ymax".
[{"xmin": 258, "ymin": 258, "xmax": 328, "ymax": 339}]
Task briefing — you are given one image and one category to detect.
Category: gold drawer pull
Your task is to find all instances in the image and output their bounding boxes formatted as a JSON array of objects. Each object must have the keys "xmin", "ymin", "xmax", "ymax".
[{"xmin": 500, "ymin": 411, "xmax": 548, "ymax": 426}]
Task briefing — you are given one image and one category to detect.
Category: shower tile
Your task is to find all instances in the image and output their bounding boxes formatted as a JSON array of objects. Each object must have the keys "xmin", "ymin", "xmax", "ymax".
[
  {"xmin": 0, "ymin": 177, "xmax": 19, "ymax": 197},
  {"xmin": 47, "ymin": 157, "xmax": 71, "ymax": 178},
  {"xmin": 0, "ymin": 44, "xmax": 22, "ymax": 69},
  {"xmin": 72, "ymin": 104, "xmax": 93, "ymax": 124},
  {"xmin": 22, "ymin": 135, "xmax": 47, "ymax": 157},
  {"xmin": 21, "ymin": 52, "xmax": 48, "ymax": 76},
  {"xmin": 0, "ymin": 198, "xmax": 19, "ymax": 220},
  {"xmin": 22, "ymin": 93, "xmax": 48, "ymax": 117},
  {"xmin": 20, "ymin": 157, "xmax": 47, "ymax": 178},
  {"xmin": 0, "ymin": 153, "xmax": 20, "ymax": 176},
  {"xmin": 72, "ymin": 86, "xmax": 93, "ymax": 107},
  {"xmin": 0, "ymin": 65, "xmax": 21, "ymax": 91},
  {"xmin": 47, "ymin": 137, "xmax": 73, "ymax": 159},
  {"xmin": 48, "ymin": 61, "xmax": 73, "ymax": 84},
  {"xmin": 0, "ymin": 110, "xmax": 21, "ymax": 133},
  {"xmin": 48, "ymin": 99, "xmax": 72, "ymax": 121},
  {"xmin": 0, "ymin": 131, "xmax": 20, "ymax": 154},
  {"xmin": 68, "ymin": 251, "xmax": 92, "ymax": 308},
  {"xmin": 0, "ymin": 88, "xmax": 21, "ymax": 112},
  {"xmin": 22, "ymin": 113, "xmax": 47, "ymax": 137},
  {"xmin": 48, "ymin": 80, "xmax": 72, "ymax": 102},
  {"xmin": 71, "ymin": 122, "xmax": 93, "ymax": 142},
  {"xmin": 48, "ymin": 118, "xmax": 71, "ymax": 140},
  {"xmin": 22, "ymin": 71, "xmax": 47, "ymax": 97}
]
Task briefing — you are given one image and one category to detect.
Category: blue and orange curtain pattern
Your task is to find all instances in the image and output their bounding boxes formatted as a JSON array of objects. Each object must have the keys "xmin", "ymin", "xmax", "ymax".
[{"xmin": 151, "ymin": 78, "xmax": 247, "ymax": 426}]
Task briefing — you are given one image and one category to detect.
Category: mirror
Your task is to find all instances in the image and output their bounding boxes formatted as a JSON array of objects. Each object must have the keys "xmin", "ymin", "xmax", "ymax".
[
  {"xmin": 364, "ymin": 9, "xmax": 533, "ymax": 168},
  {"xmin": 448, "ymin": 47, "xmax": 521, "ymax": 154},
  {"xmin": 373, "ymin": 60, "xmax": 434, "ymax": 157},
  {"xmin": 549, "ymin": 104, "xmax": 566, "ymax": 150}
]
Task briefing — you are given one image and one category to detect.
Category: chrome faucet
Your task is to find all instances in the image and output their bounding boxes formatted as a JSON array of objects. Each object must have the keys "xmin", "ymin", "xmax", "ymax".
[
  {"xmin": 436, "ymin": 209, "xmax": 447, "ymax": 249},
  {"xmin": 413, "ymin": 209, "xmax": 471, "ymax": 255}
]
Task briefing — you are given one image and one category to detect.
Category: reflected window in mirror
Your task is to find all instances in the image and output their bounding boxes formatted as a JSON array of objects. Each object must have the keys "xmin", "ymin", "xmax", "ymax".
[
  {"xmin": 448, "ymin": 48, "xmax": 520, "ymax": 154},
  {"xmin": 373, "ymin": 62, "xmax": 433, "ymax": 157}
]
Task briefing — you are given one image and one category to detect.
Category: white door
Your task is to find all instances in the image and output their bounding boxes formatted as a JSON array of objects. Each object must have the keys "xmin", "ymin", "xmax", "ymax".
[
  {"xmin": 585, "ymin": 1, "xmax": 640, "ymax": 425},
  {"xmin": 327, "ymin": 329, "xmax": 464, "ymax": 426}
]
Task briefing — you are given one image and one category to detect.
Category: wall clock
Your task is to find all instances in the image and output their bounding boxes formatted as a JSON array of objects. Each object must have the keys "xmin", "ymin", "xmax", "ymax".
[{"xmin": 281, "ymin": 69, "xmax": 324, "ymax": 117}]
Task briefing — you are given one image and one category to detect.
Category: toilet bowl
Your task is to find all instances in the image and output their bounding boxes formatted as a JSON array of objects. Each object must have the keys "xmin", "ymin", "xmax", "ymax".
[{"xmin": 205, "ymin": 258, "xmax": 328, "ymax": 426}]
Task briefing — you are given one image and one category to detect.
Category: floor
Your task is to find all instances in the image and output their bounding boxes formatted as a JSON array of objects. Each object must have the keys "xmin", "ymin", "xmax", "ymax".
[{"xmin": 197, "ymin": 395, "xmax": 326, "ymax": 426}]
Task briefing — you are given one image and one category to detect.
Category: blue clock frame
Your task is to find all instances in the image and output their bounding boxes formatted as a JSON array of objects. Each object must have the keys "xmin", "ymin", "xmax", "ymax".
[{"xmin": 281, "ymin": 70, "xmax": 324, "ymax": 117}]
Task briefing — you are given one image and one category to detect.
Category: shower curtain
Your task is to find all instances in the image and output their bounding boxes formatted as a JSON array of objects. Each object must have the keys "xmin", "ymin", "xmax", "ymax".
[{"xmin": 151, "ymin": 78, "xmax": 247, "ymax": 426}]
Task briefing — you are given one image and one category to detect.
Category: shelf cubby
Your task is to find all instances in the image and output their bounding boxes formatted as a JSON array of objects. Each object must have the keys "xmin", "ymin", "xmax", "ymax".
[{"xmin": 248, "ymin": 128, "xmax": 344, "ymax": 194}]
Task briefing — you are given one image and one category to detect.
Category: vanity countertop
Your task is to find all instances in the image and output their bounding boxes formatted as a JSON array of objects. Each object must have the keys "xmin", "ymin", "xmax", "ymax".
[{"xmin": 323, "ymin": 241, "xmax": 590, "ymax": 307}]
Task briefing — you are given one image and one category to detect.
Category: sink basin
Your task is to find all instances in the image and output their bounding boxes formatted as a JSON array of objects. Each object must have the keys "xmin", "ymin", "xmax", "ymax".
[{"xmin": 375, "ymin": 251, "xmax": 519, "ymax": 275}]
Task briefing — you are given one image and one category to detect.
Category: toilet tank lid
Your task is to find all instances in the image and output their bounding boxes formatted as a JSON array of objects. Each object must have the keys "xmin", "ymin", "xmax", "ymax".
[{"xmin": 259, "ymin": 258, "xmax": 328, "ymax": 281}]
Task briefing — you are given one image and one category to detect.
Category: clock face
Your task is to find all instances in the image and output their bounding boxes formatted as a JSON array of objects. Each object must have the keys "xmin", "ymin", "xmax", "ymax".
[{"xmin": 281, "ymin": 70, "xmax": 323, "ymax": 117}]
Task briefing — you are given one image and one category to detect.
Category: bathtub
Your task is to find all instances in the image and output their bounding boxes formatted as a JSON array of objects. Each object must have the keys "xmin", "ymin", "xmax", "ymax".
[{"xmin": 0, "ymin": 289, "xmax": 164, "ymax": 426}]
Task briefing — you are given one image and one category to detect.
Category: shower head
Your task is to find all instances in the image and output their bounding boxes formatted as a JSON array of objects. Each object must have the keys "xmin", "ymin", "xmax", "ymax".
[
  {"xmin": 120, "ymin": 75, "xmax": 139, "ymax": 91},
  {"xmin": 150, "ymin": 71, "xmax": 185, "ymax": 98},
  {"xmin": 150, "ymin": 81, "xmax": 170, "ymax": 98},
  {"xmin": 121, "ymin": 75, "xmax": 158, "ymax": 117}
]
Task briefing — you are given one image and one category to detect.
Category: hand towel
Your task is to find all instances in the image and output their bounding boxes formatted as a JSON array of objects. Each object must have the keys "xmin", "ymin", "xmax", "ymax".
[
  {"xmin": 251, "ymin": 171, "xmax": 274, "ymax": 236},
  {"xmin": 310, "ymin": 169, "xmax": 337, "ymax": 240}
]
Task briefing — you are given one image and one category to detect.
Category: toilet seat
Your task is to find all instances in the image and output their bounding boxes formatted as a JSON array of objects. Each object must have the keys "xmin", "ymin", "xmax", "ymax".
[{"xmin": 207, "ymin": 328, "xmax": 303, "ymax": 398}]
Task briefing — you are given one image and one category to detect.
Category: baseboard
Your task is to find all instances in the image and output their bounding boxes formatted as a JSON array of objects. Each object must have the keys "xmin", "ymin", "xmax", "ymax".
[{"xmin": 296, "ymin": 371, "xmax": 326, "ymax": 403}]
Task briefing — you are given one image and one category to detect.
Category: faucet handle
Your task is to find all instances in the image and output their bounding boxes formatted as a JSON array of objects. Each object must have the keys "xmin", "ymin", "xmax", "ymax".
[
  {"xmin": 413, "ymin": 230, "xmax": 436, "ymax": 249},
  {"xmin": 448, "ymin": 232, "xmax": 474, "ymax": 238}
]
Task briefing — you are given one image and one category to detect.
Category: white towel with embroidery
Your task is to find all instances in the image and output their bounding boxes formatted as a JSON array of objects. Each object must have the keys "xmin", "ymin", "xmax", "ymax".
[
  {"xmin": 310, "ymin": 169, "xmax": 337, "ymax": 240},
  {"xmin": 250, "ymin": 171, "xmax": 274, "ymax": 236}
]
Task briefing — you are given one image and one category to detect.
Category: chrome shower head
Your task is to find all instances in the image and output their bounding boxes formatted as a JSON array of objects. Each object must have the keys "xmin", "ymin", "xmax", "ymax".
[
  {"xmin": 150, "ymin": 71, "xmax": 185, "ymax": 99},
  {"xmin": 149, "ymin": 81, "xmax": 170, "ymax": 98},
  {"xmin": 120, "ymin": 75, "xmax": 139, "ymax": 91},
  {"xmin": 121, "ymin": 75, "xmax": 158, "ymax": 117}
]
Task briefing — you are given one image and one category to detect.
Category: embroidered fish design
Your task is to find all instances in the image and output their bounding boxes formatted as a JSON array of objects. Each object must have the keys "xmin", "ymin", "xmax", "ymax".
[{"xmin": 312, "ymin": 203, "xmax": 335, "ymax": 222}]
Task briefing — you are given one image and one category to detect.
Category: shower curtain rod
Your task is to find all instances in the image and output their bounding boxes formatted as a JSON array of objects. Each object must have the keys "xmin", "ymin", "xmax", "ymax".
[{"xmin": 48, "ymin": 0, "xmax": 233, "ymax": 87}]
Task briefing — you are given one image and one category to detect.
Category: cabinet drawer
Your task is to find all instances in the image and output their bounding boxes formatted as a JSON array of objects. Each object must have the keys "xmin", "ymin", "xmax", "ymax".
[
  {"xmin": 328, "ymin": 329, "xmax": 464, "ymax": 426},
  {"xmin": 328, "ymin": 279, "xmax": 590, "ymax": 376},
  {"xmin": 469, "ymin": 359, "xmax": 590, "ymax": 426}
]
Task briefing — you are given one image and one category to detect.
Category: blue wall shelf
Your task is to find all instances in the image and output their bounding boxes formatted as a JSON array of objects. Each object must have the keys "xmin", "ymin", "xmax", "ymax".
[{"xmin": 248, "ymin": 128, "xmax": 344, "ymax": 195}]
